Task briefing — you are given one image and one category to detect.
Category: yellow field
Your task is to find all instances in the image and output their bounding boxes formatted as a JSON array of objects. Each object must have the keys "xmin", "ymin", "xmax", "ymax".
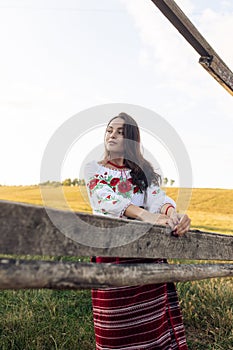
[{"xmin": 1, "ymin": 185, "xmax": 233, "ymax": 234}]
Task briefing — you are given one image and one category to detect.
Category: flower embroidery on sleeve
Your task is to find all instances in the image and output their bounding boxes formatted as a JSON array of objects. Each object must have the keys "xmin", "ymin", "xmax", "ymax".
[
  {"xmin": 88, "ymin": 178, "xmax": 99, "ymax": 190},
  {"xmin": 152, "ymin": 188, "xmax": 160, "ymax": 195}
]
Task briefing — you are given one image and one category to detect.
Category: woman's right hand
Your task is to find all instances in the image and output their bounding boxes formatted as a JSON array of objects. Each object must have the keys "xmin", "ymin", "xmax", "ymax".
[{"xmin": 138, "ymin": 211, "xmax": 175, "ymax": 230}]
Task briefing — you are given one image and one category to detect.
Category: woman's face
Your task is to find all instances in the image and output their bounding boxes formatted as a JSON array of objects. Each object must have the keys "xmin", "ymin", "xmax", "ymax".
[{"xmin": 105, "ymin": 117, "xmax": 125, "ymax": 157}]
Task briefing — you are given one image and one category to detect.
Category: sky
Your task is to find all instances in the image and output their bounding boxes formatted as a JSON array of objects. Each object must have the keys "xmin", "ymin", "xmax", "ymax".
[{"xmin": 0, "ymin": 0, "xmax": 233, "ymax": 188}]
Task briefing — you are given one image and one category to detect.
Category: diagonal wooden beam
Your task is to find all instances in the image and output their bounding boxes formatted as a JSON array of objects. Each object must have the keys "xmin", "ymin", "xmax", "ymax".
[{"xmin": 150, "ymin": 0, "xmax": 233, "ymax": 95}]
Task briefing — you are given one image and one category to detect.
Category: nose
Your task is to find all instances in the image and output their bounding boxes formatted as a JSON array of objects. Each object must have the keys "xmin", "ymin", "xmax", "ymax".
[{"xmin": 110, "ymin": 130, "xmax": 117, "ymax": 138}]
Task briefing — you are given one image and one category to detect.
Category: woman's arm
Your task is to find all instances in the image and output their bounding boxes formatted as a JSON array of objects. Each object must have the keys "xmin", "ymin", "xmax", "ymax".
[
  {"xmin": 124, "ymin": 203, "xmax": 191, "ymax": 236},
  {"xmin": 124, "ymin": 204, "xmax": 175, "ymax": 229}
]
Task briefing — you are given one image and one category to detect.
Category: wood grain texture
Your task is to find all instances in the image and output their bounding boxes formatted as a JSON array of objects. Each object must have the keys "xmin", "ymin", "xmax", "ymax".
[
  {"xmin": 200, "ymin": 55, "xmax": 233, "ymax": 95},
  {"xmin": 0, "ymin": 258, "xmax": 232, "ymax": 290},
  {"xmin": 1, "ymin": 200, "xmax": 233, "ymax": 260}
]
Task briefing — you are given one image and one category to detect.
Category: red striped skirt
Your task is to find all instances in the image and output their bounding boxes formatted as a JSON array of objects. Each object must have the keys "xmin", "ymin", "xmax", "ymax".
[{"xmin": 92, "ymin": 257, "xmax": 188, "ymax": 350}]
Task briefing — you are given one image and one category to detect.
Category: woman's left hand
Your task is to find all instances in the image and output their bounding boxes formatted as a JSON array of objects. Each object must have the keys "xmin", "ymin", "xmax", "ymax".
[{"xmin": 171, "ymin": 213, "xmax": 191, "ymax": 236}]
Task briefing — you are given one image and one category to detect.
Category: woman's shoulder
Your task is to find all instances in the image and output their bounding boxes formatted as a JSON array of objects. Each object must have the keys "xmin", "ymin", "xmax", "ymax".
[
  {"xmin": 84, "ymin": 160, "xmax": 106, "ymax": 171},
  {"xmin": 84, "ymin": 160, "xmax": 113, "ymax": 177},
  {"xmin": 84, "ymin": 160, "xmax": 101, "ymax": 178}
]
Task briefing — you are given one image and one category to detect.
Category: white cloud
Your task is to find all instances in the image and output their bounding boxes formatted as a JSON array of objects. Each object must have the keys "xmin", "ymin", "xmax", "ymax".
[
  {"xmin": 198, "ymin": 9, "xmax": 233, "ymax": 66},
  {"xmin": 120, "ymin": 0, "xmax": 207, "ymax": 103}
]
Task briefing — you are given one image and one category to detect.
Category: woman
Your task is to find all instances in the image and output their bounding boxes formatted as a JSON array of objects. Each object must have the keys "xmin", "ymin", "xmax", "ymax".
[{"xmin": 84, "ymin": 112, "xmax": 191, "ymax": 350}]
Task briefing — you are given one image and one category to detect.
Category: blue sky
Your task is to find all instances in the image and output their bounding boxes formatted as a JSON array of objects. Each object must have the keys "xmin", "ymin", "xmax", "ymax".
[{"xmin": 0, "ymin": 0, "xmax": 233, "ymax": 188}]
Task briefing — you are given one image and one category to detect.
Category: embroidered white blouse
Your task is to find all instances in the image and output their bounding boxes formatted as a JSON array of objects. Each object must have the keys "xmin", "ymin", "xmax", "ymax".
[{"xmin": 84, "ymin": 161, "xmax": 176, "ymax": 219}]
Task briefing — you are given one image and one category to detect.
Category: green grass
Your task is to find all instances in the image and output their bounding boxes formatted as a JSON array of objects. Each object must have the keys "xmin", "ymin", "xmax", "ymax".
[
  {"xmin": 0, "ymin": 289, "xmax": 94, "ymax": 350},
  {"xmin": 178, "ymin": 278, "xmax": 233, "ymax": 350}
]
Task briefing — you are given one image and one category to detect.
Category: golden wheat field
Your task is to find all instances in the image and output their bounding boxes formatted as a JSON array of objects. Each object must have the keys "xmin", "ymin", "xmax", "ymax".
[{"xmin": 0, "ymin": 185, "xmax": 233, "ymax": 234}]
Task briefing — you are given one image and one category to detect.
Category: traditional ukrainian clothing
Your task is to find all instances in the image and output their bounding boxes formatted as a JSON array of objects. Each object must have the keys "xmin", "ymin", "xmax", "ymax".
[{"xmin": 84, "ymin": 161, "xmax": 188, "ymax": 350}]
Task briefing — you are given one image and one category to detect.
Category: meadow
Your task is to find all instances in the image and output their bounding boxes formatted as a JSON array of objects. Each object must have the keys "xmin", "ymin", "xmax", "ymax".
[{"xmin": 0, "ymin": 185, "xmax": 232, "ymax": 349}]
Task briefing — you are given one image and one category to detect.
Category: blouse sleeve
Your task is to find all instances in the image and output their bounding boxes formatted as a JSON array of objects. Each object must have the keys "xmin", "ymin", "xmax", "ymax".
[
  {"xmin": 144, "ymin": 184, "xmax": 176, "ymax": 214},
  {"xmin": 84, "ymin": 161, "xmax": 132, "ymax": 218}
]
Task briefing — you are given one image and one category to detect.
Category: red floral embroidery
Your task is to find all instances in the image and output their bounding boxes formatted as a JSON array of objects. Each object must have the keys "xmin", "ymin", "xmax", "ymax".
[
  {"xmin": 133, "ymin": 186, "xmax": 140, "ymax": 194},
  {"xmin": 110, "ymin": 178, "xmax": 120, "ymax": 186},
  {"xmin": 89, "ymin": 178, "xmax": 99, "ymax": 190},
  {"xmin": 106, "ymin": 195, "xmax": 111, "ymax": 199},
  {"xmin": 118, "ymin": 180, "xmax": 132, "ymax": 193},
  {"xmin": 152, "ymin": 190, "xmax": 157, "ymax": 195},
  {"xmin": 100, "ymin": 180, "xmax": 107, "ymax": 184},
  {"xmin": 112, "ymin": 200, "xmax": 117, "ymax": 204}
]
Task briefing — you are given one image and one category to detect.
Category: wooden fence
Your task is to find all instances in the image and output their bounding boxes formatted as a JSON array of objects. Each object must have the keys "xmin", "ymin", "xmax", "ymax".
[{"xmin": 0, "ymin": 200, "xmax": 233, "ymax": 290}]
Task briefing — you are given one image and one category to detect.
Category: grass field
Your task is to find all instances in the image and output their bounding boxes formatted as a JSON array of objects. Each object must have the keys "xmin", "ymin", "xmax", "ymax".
[{"xmin": 0, "ymin": 186, "xmax": 233, "ymax": 349}]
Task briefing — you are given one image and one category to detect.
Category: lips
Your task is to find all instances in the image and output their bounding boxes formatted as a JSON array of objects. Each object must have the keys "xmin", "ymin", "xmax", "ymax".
[{"xmin": 108, "ymin": 141, "xmax": 117, "ymax": 145}]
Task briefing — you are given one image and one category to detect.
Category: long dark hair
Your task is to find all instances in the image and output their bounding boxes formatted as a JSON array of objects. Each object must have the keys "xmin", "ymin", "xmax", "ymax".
[{"xmin": 104, "ymin": 112, "xmax": 161, "ymax": 191}]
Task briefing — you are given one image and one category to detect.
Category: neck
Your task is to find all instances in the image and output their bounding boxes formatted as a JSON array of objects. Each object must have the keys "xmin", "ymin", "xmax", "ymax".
[
  {"xmin": 109, "ymin": 157, "xmax": 124, "ymax": 166},
  {"xmin": 107, "ymin": 160, "xmax": 126, "ymax": 170}
]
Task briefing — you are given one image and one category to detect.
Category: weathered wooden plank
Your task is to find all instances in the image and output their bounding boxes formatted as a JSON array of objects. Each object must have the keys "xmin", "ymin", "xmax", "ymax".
[
  {"xmin": 200, "ymin": 55, "xmax": 233, "ymax": 95},
  {"xmin": 151, "ymin": 0, "xmax": 214, "ymax": 57},
  {"xmin": 150, "ymin": 0, "xmax": 233, "ymax": 95},
  {"xmin": 1, "ymin": 200, "xmax": 233, "ymax": 260},
  {"xmin": 0, "ymin": 259, "xmax": 232, "ymax": 290}
]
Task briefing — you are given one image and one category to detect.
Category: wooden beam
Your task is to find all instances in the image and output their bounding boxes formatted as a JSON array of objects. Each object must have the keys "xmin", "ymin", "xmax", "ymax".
[
  {"xmin": 1, "ymin": 200, "xmax": 233, "ymax": 260},
  {"xmin": 150, "ymin": 0, "xmax": 233, "ymax": 95},
  {"xmin": 0, "ymin": 258, "xmax": 232, "ymax": 290},
  {"xmin": 200, "ymin": 55, "xmax": 233, "ymax": 95}
]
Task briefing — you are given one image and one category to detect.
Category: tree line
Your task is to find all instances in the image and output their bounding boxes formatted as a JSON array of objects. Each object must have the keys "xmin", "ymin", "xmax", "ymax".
[
  {"xmin": 40, "ymin": 178, "xmax": 175, "ymax": 187},
  {"xmin": 40, "ymin": 178, "xmax": 86, "ymax": 187}
]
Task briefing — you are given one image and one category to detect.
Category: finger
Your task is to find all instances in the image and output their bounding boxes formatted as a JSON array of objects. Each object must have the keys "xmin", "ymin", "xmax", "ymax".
[
  {"xmin": 170, "ymin": 214, "xmax": 179, "ymax": 226},
  {"xmin": 159, "ymin": 217, "xmax": 174, "ymax": 228},
  {"xmin": 156, "ymin": 215, "xmax": 175, "ymax": 229},
  {"xmin": 176, "ymin": 218, "xmax": 191, "ymax": 236},
  {"xmin": 167, "ymin": 218, "xmax": 175, "ymax": 230}
]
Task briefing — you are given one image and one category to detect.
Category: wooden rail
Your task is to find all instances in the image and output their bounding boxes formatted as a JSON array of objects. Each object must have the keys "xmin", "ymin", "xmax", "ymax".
[{"xmin": 0, "ymin": 200, "xmax": 233, "ymax": 289}]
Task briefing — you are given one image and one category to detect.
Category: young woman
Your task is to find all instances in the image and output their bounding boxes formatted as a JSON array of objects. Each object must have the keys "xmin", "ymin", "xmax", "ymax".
[{"xmin": 84, "ymin": 112, "xmax": 191, "ymax": 350}]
